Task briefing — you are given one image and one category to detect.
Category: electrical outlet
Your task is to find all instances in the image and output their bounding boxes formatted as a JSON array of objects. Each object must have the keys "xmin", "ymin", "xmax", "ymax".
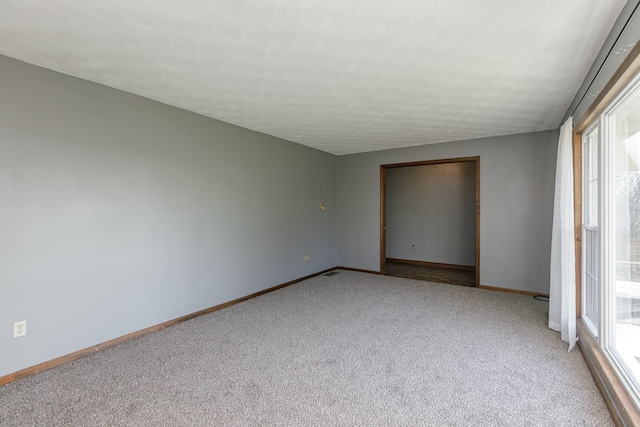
[
  {"xmin": 305, "ymin": 255, "xmax": 310, "ymax": 263},
  {"xmin": 13, "ymin": 321, "xmax": 26, "ymax": 338},
  {"xmin": 412, "ymin": 244, "xmax": 416, "ymax": 250}
]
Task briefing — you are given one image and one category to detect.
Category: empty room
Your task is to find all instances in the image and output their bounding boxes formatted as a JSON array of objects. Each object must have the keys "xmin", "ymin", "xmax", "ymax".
[{"xmin": 1, "ymin": 1, "xmax": 640, "ymax": 426}]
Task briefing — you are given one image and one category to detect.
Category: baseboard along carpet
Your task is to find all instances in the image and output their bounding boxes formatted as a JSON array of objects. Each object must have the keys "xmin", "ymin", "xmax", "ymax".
[{"xmin": 0, "ymin": 271, "xmax": 612, "ymax": 426}]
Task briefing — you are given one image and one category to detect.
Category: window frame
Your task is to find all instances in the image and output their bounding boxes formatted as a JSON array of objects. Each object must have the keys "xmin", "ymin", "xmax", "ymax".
[
  {"xmin": 573, "ymin": 40, "xmax": 640, "ymax": 426},
  {"xmin": 600, "ymin": 74, "xmax": 640, "ymax": 404},
  {"xmin": 582, "ymin": 121, "xmax": 600, "ymax": 338}
]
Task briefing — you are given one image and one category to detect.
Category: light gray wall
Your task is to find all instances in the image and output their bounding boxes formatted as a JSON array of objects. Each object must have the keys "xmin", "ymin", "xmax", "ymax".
[
  {"xmin": 386, "ymin": 162, "xmax": 476, "ymax": 266},
  {"xmin": 0, "ymin": 55, "xmax": 337, "ymax": 377},
  {"xmin": 338, "ymin": 131, "xmax": 557, "ymax": 294}
]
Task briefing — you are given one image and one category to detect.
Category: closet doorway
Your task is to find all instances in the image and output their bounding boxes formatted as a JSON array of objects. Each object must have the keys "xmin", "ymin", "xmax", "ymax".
[{"xmin": 380, "ymin": 157, "xmax": 480, "ymax": 287}]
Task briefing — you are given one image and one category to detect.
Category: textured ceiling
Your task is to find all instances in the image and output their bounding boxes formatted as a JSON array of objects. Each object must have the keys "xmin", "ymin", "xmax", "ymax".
[{"xmin": 0, "ymin": 1, "xmax": 628, "ymax": 155}]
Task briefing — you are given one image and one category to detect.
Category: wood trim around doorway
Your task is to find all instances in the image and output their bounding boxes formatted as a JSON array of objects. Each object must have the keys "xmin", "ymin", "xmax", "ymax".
[
  {"xmin": 380, "ymin": 166, "xmax": 387, "ymax": 274},
  {"xmin": 380, "ymin": 156, "xmax": 480, "ymax": 286}
]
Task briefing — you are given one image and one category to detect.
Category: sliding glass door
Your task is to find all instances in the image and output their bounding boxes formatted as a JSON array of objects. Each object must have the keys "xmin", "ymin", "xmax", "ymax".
[
  {"xmin": 583, "ymin": 73, "xmax": 640, "ymax": 405},
  {"xmin": 602, "ymin": 81, "xmax": 640, "ymax": 397}
]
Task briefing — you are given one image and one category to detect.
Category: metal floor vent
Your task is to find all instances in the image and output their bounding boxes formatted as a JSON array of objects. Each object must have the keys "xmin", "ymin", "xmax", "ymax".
[{"xmin": 324, "ymin": 271, "xmax": 339, "ymax": 277}]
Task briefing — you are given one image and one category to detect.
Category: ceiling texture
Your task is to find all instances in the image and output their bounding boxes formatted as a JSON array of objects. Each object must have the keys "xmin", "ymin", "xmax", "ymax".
[{"xmin": 0, "ymin": 0, "xmax": 628, "ymax": 155}]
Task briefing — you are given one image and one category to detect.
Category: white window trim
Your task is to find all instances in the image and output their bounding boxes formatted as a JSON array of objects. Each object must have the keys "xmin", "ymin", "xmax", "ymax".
[
  {"xmin": 582, "ymin": 121, "xmax": 600, "ymax": 338},
  {"xmin": 599, "ymin": 71, "xmax": 640, "ymax": 408}
]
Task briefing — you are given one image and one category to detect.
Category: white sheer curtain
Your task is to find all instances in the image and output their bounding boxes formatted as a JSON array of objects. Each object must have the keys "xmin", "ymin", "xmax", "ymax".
[{"xmin": 549, "ymin": 117, "xmax": 577, "ymax": 351}]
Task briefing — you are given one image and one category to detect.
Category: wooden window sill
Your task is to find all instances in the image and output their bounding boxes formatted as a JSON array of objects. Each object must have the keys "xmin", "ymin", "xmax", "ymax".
[{"xmin": 577, "ymin": 320, "xmax": 640, "ymax": 426}]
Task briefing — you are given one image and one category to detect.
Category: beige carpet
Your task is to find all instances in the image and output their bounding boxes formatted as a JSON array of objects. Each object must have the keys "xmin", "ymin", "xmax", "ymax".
[{"xmin": 0, "ymin": 271, "xmax": 612, "ymax": 426}]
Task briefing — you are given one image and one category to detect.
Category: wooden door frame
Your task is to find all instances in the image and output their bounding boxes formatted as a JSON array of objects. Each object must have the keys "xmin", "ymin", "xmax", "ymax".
[{"xmin": 380, "ymin": 156, "xmax": 480, "ymax": 287}]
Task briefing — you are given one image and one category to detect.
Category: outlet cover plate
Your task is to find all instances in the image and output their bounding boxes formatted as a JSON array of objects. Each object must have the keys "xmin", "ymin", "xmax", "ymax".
[{"xmin": 13, "ymin": 320, "xmax": 26, "ymax": 338}]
